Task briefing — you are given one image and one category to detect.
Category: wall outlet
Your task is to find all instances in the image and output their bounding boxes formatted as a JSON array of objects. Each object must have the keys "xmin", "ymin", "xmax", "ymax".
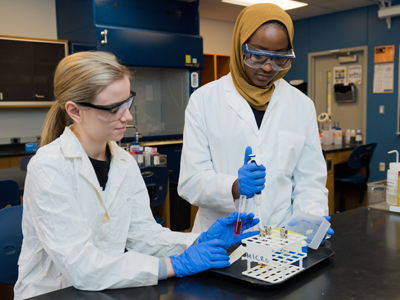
[
  {"xmin": 379, "ymin": 162, "xmax": 386, "ymax": 172},
  {"xmin": 10, "ymin": 137, "xmax": 20, "ymax": 144},
  {"xmin": 379, "ymin": 105, "xmax": 385, "ymax": 114}
]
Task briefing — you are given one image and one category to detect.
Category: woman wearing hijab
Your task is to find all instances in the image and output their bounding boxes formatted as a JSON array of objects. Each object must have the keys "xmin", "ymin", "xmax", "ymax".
[{"xmin": 178, "ymin": 3, "xmax": 333, "ymax": 235}]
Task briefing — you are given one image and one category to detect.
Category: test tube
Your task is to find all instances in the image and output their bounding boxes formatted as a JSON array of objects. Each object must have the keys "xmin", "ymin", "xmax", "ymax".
[{"xmin": 235, "ymin": 195, "xmax": 247, "ymax": 234}]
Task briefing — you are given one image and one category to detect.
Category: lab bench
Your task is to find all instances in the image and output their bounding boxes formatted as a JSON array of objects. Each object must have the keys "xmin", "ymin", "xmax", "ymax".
[
  {"xmin": 322, "ymin": 143, "xmax": 367, "ymax": 215},
  {"xmin": 0, "ymin": 139, "xmax": 192, "ymax": 231},
  {"xmin": 0, "ymin": 144, "xmax": 33, "ymax": 169},
  {"xmin": 23, "ymin": 206, "xmax": 400, "ymax": 300}
]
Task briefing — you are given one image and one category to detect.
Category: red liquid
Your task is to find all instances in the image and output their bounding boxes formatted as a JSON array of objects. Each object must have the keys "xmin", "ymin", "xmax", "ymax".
[{"xmin": 234, "ymin": 221, "xmax": 242, "ymax": 234}]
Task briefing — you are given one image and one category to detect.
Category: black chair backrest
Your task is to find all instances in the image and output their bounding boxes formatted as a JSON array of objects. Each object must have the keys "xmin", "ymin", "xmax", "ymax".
[
  {"xmin": 348, "ymin": 143, "xmax": 377, "ymax": 169},
  {"xmin": 0, "ymin": 179, "xmax": 21, "ymax": 209},
  {"xmin": 0, "ymin": 205, "xmax": 23, "ymax": 284},
  {"xmin": 20, "ymin": 155, "xmax": 33, "ymax": 171},
  {"xmin": 140, "ymin": 166, "xmax": 169, "ymax": 207},
  {"xmin": 348, "ymin": 143, "xmax": 377, "ymax": 181}
]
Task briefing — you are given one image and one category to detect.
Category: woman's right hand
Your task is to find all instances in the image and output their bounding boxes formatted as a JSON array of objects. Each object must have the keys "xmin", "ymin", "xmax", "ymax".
[{"xmin": 238, "ymin": 146, "xmax": 266, "ymax": 198}]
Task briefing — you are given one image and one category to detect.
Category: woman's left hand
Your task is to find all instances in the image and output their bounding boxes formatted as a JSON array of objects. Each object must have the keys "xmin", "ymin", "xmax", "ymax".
[{"xmin": 321, "ymin": 215, "xmax": 334, "ymax": 245}]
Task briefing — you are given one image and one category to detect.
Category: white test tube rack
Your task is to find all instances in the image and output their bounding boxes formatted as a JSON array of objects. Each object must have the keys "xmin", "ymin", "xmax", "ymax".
[{"xmin": 241, "ymin": 229, "xmax": 306, "ymax": 283}]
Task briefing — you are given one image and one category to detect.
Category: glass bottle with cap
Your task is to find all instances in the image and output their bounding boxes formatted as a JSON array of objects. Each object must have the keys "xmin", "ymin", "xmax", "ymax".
[
  {"xmin": 350, "ymin": 129, "xmax": 356, "ymax": 144},
  {"xmin": 355, "ymin": 130, "xmax": 363, "ymax": 144},
  {"xmin": 345, "ymin": 129, "xmax": 351, "ymax": 144}
]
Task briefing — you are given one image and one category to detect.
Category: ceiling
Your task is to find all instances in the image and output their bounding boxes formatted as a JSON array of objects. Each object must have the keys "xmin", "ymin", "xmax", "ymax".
[{"xmin": 198, "ymin": 0, "xmax": 379, "ymax": 22}]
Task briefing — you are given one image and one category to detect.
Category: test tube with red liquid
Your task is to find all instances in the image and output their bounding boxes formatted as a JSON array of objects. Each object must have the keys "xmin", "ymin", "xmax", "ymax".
[{"xmin": 235, "ymin": 195, "xmax": 247, "ymax": 234}]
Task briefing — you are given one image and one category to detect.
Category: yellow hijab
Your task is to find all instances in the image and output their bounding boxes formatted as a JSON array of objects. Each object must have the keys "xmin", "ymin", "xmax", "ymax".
[{"xmin": 230, "ymin": 3, "xmax": 294, "ymax": 111}]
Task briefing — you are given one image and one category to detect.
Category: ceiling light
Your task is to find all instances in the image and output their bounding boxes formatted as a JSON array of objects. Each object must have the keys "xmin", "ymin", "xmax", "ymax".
[{"xmin": 221, "ymin": 0, "xmax": 308, "ymax": 11}]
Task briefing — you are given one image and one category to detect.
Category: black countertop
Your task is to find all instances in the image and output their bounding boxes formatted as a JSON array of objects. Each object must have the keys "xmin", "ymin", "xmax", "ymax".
[
  {"xmin": 26, "ymin": 207, "xmax": 400, "ymax": 299},
  {"xmin": 1, "ymin": 141, "xmax": 357, "ymax": 157},
  {"xmin": 0, "ymin": 143, "xmax": 33, "ymax": 158},
  {"xmin": 322, "ymin": 143, "xmax": 358, "ymax": 153}
]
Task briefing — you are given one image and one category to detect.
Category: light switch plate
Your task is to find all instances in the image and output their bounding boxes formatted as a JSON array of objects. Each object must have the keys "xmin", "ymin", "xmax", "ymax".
[{"xmin": 379, "ymin": 105, "xmax": 385, "ymax": 114}]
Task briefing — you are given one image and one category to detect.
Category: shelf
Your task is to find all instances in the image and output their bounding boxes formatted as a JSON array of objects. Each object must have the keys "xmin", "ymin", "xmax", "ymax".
[
  {"xmin": 201, "ymin": 53, "xmax": 231, "ymax": 86},
  {"xmin": 0, "ymin": 101, "xmax": 54, "ymax": 108}
]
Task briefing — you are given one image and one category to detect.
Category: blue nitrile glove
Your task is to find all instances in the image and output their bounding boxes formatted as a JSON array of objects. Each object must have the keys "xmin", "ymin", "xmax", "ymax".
[
  {"xmin": 198, "ymin": 211, "xmax": 259, "ymax": 248},
  {"xmin": 170, "ymin": 239, "xmax": 230, "ymax": 278},
  {"xmin": 238, "ymin": 146, "xmax": 266, "ymax": 198},
  {"xmin": 320, "ymin": 215, "xmax": 335, "ymax": 245}
]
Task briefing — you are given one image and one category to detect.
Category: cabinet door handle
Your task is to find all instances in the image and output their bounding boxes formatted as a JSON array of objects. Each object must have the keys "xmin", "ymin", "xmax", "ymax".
[
  {"xmin": 101, "ymin": 29, "xmax": 108, "ymax": 45},
  {"xmin": 35, "ymin": 94, "xmax": 45, "ymax": 99}
]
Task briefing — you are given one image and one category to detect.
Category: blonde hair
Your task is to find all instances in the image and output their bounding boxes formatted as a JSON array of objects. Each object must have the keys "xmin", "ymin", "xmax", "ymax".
[{"xmin": 39, "ymin": 51, "xmax": 131, "ymax": 147}]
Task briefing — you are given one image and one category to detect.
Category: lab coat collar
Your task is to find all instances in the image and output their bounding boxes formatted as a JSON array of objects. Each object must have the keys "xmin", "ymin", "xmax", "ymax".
[
  {"xmin": 59, "ymin": 127, "xmax": 129, "ymax": 206},
  {"xmin": 222, "ymin": 74, "xmax": 281, "ymax": 136},
  {"xmin": 105, "ymin": 142, "xmax": 129, "ymax": 206}
]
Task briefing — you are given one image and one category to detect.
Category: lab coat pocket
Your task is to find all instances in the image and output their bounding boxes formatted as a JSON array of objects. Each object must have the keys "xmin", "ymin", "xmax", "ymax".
[{"xmin": 278, "ymin": 131, "xmax": 306, "ymax": 174}]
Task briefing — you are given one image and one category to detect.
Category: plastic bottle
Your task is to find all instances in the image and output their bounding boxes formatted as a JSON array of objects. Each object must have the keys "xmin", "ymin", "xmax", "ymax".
[
  {"xmin": 137, "ymin": 147, "xmax": 144, "ymax": 167},
  {"xmin": 345, "ymin": 129, "xmax": 351, "ymax": 144},
  {"xmin": 387, "ymin": 150, "xmax": 400, "ymax": 206},
  {"xmin": 130, "ymin": 142, "xmax": 140, "ymax": 153},
  {"xmin": 151, "ymin": 147, "xmax": 160, "ymax": 165},
  {"xmin": 350, "ymin": 129, "xmax": 356, "ymax": 144},
  {"xmin": 130, "ymin": 142, "xmax": 140, "ymax": 164},
  {"xmin": 341, "ymin": 129, "xmax": 345, "ymax": 144},
  {"xmin": 398, "ymin": 171, "xmax": 400, "ymax": 206},
  {"xmin": 334, "ymin": 129, "xmax": 342, "ymax": 145},
  {"xmin": 144, "ymin": 147, "xmax": 152, "ymax": 166},
  {"xmin": 355, "ymin": 130, "xmax": 363, "ymax": 144}
]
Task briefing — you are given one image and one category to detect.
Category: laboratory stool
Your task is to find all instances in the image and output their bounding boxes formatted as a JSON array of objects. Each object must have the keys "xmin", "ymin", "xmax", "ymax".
[
  {"xmin": 334, "ymin": 143, "xmax": 377, "ymax": 212},
  {"xmin": 141, "ymin": 166, "xmax": 169, "ymax": 226}
]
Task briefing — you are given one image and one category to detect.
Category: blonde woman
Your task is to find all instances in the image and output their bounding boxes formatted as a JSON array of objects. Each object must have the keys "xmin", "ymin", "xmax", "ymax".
[{"xmin": 14, "ymin": 51, "xmax": 259, "ymax": 300}]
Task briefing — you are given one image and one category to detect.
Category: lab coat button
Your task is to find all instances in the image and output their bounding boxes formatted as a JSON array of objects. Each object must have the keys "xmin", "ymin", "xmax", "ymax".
[
  {"xmin": 258, "ymin": 148, "xmax": 263, "ymax": 155},
  {"xmin": 102, "ymin": 213, "xmax": 109, "ymax": 223}
]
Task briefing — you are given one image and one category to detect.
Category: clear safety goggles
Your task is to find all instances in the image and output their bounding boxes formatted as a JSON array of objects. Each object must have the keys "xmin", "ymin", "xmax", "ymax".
[
  {"xmin": 77, "ymin": 90, "xmax": 135, "ymax": 122},
  {"xmin": 242, "ymin": 43, "xmax": 295, "ymax": 71}
]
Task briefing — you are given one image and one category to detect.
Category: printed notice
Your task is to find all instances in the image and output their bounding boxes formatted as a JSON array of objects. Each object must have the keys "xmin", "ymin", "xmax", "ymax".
[
  {"xmin": 373, "ymin": 62, "xmax": 394, "ymax": 93},
  {"xmin": 333, "ymin": 66, "xmax": 347, "ymax": 84},
  {"xmin": 374, "ymin": 45, "xmax": 395, "ymax": 63},
  {"xmin": 348, "ymin": 65, "xmax": 362, "ymax": 84}
]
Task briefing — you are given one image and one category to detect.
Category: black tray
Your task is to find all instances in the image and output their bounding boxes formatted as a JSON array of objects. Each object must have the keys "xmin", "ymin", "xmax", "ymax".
[{"xmin": 207, "ymin": 246, "xmax": 335, "ymax": 288}]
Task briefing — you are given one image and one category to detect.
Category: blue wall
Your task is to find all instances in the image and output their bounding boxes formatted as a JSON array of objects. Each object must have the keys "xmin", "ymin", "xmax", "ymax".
[{"xmin": 285, "ymin": 2, "xmax": 400, "ymax": 182}]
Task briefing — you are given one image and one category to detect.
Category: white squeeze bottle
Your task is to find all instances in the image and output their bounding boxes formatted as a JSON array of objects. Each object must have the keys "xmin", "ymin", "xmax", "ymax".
[{"xmin": 387, "ymin": 150, "xmax": 400, "ymax": 206}]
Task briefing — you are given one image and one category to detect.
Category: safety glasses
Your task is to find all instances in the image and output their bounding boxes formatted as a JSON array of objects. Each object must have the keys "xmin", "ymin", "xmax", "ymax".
[
  {"xmin": 242, "ymin": 44, "xmax": 295, "ymax": 71},
  {"xmin": 77, "ymin": 91, "xmax": 135, "ymax": 122}
]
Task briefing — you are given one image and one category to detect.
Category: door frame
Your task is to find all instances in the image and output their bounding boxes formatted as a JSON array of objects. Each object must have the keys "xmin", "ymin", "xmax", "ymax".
[{"xmin": 308, "ymin": 46, "xmax": 368, "ymax": 138}]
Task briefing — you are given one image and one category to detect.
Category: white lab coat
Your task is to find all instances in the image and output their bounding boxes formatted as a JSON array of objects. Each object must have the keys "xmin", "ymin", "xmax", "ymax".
[
  {"xmin": 14, "ymin": 127, "xmax": 198, "ymax": 300},
  {"xmin": 178, "ymin": 73, "xmax": 328, "ymax": 233}
]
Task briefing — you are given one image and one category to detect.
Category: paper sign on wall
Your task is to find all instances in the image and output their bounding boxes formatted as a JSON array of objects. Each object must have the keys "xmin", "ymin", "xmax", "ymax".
[
  {"xmin": 333, "ymin": 66, "xmax": 347, "ymax": 84},
  {"xmin": 348, "ymin": 65, "xmax": 362, "ymax": 84},
  {"xmin": 373, "ymin": 62, "xmax": 394, "ymax": 93},
  {"xmin": 374, "ymin": 45, "xmax": 395, "ymax": 63}
]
